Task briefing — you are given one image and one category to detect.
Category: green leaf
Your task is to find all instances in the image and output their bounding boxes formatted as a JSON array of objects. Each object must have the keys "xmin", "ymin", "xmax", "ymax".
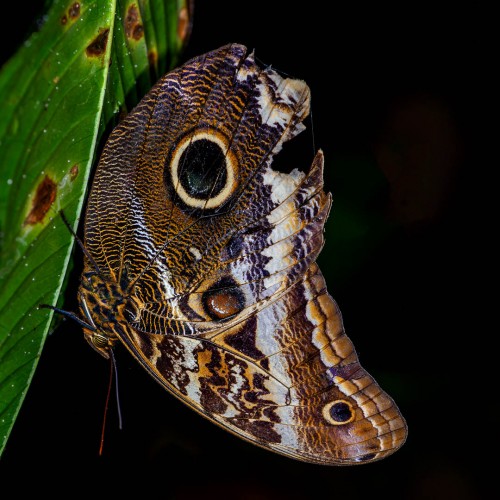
[{"xmin": 0, "ymin": 0, "xmax": 191, "ymax": 458}]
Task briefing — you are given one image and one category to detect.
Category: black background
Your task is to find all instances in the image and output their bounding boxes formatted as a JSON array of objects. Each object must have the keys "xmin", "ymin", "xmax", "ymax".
[{"xmin": 0, "ymin": 2, "xmax": 489, "ymax": 498}]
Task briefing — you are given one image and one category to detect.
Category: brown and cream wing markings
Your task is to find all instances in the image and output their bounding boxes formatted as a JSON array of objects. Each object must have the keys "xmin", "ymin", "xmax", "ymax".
[{"xmin": 79, "ymin": 43, "xmax": 407, "ymax": 465}]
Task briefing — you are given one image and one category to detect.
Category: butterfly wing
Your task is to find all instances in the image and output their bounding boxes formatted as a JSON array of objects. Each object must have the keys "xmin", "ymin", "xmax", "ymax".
[{"xmin": 82, "ymin": 44, "xmax": 407, "ymax": 464}]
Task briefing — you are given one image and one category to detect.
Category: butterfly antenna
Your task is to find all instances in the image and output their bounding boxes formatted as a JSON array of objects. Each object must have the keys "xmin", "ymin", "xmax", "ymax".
[
  {"xmin": 110, "ymin": 348, "xmax": 124, "ymax": 430},
  {"xmin": 99, "ymin": 354, "xmax": 113, "ymax": 456},
  {"xmin": 99, "ymin": 348, "xmax": 123, "ymax": 456},
  {"xmin": 38, "ymin": 305, "xmax": 96, "ymax": 331},
  {"xmin": 309, "ymin": 104, "xmax": 317, "ymax": 156}
]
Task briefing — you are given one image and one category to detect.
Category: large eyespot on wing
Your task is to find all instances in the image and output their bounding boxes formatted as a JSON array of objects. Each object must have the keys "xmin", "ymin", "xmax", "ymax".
[
  {"xmin": 167, "ymin": 127, "xmax": 240, "ymax": 211},
  {"xmin": 191, "ymin": 276, "xmax": 247, "ymax": 322},
  {"xmin": 322, "ymin": 400, "xmax": 356, "ymax": 426}
]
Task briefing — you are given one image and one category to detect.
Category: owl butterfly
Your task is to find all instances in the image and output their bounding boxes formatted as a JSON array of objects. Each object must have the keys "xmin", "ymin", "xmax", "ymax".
[{"xmin": 77, "ymin": 43, "xmax": 407, "ymax": 465}]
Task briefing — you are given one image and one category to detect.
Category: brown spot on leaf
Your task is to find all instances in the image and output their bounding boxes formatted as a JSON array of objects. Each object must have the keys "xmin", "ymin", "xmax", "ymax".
[
  {"xmin": 133, "ymin": 24, "xmax": 143, "ymax": 40},
  {"xmin": 148, "ymin": 50, "xmax": 158, "ymax": 68},
  {"xmin": 61, "ymin": 14, "xmax": 68, "ymax": 25},
  {"xmin": 118, "ymin": 108, "xmax": 128, "ymax": 122},
  {"xmin": 125, "ymin": 5, "xmax": 143, "ymax": 40},
  {"xmin": 24, "ymin": 176, "xmax": 57, "ymax": 226},
  {"xmin": 86, "ymin": 28, "xmax": 110, "ymax": 57},
  {"xmin": 70, "ymin": 164, "xmax": 79, "ymax": 181},
  {"xmin": 177, "ymin": 7, "xmax": 190, "ymax": 42},
  {"xmin": 69, "ymin": 2, "xmax": 80, "ymax": 19}
]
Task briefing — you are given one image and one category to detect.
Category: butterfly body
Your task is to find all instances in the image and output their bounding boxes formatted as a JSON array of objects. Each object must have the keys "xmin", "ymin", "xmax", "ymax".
[{"xmin": 78, "ymin": 43, "xmax": 407, "ymax": 464}]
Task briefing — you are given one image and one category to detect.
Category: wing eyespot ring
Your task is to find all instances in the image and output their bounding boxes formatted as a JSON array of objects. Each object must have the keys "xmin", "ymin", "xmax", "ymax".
[
  {"xmin": 169, "ymin": 128, "xmax": 239, "ymax": 210},
  {"xmin": 322, "ymin": 399, "xmax": 356, "ymax": 425},
  {"xmin": 202, "ymin": 277, "xmax": 245, "ymax": 320}
]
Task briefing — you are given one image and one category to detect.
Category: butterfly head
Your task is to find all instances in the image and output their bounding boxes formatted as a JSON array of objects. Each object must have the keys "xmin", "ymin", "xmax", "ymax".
[{"xmin": 84, "ymin": 330, "xmax": 114, "ymax": 359}]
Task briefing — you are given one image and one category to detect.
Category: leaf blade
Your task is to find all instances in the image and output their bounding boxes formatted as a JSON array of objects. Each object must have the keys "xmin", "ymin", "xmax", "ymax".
[
  {"xmin": 0, "ymin": 0, "xmax": 192, "ymax": 458},
  {"xmin": 0, "ymin": 0, "xmax": 117, "ymax": 457}
]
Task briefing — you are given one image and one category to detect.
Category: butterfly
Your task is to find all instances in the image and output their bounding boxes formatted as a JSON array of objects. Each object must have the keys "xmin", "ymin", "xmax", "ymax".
[{"xmin": 75, "ymin": 43, "xmax": 407, "ymax": 464}]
